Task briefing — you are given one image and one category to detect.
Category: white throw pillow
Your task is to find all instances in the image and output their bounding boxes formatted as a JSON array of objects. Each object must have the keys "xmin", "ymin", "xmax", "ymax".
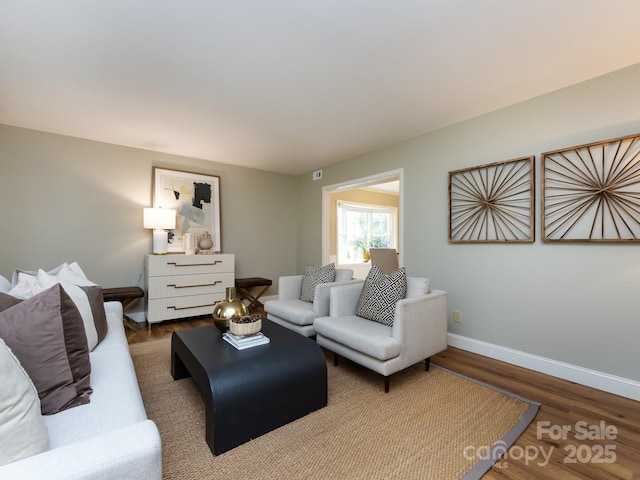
[
  {"xmin": 0, "ymin": 275, "xmax": 10, "ymax": 293},
  {"xmin": 34, "ymin": 270, "xmax": 99, "ymax": 351},
  {"xmin": 50, "ymin": 264, "xmax": 107, "ymax": 345},
  {"xmin": 11, "ymin": 262, "xmax": 67, "ymax": 287},
  {"xmin": 7, "ymin": 272, "xmax": 39, "ymax": 299},
  {"xmin": 56, "ymin": 262, "xmax": 97, "ymax": 287},
  {"xmin": 6, "ymin": 263, "xmax": 105, "ymax": 350},
  {"xmin": 406, "ymin": 277, "xmax": 431, "ymax": 298},
  {"xmin": 0, "ymin": 337, "xmax": 49, "ymax": 466},
  {"xmin": 67, "ymin": 261, "xmax": 89, "ymax": 279}
]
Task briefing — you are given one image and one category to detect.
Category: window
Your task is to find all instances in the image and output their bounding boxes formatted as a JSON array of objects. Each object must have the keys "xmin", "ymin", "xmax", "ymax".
[{"xmin": 337, "ymin": 201, "xmax": 397, "ymax": 264}]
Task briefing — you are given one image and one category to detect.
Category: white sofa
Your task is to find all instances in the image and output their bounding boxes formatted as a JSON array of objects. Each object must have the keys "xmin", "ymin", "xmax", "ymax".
[{"xmin": 0, "ymin": 301, "xmax": 162, "ymax": 480}]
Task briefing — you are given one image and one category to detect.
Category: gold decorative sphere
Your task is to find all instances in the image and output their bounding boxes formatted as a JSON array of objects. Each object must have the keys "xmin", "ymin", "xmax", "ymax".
[{"xmin": 212, "ymin": 287, "xmax": 248, "ymax": 332}]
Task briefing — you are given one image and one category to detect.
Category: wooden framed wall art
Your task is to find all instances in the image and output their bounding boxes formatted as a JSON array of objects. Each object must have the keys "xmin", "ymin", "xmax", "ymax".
[
  {"xmin": 542, "ymin": 133, "xmax": 640, "ymax": 242},
  {"xmin": 449, "ymin": 156, "xmax": 535, "ymax": 243},
  {"xmin": 152, "ymin": 167, "xmax": 222, "ymax": 252}
]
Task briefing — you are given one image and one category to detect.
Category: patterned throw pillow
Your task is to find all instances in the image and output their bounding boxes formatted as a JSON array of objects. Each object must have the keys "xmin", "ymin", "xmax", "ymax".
[
  {"xmin": 300, "ymin": 263, "xmax": 336, "ymax": 303},
  {"xmin": 356, "ymin": 265, "xmax": 407, "ymax": 326}
]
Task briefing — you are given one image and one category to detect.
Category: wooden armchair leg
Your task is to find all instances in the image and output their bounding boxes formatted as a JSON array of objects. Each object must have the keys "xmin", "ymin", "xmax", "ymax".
[
  {"xmin": 425, "ymin": 357, "xmax": 431, "ymax": 372},
  {"xmin": 384, "ymin": 376, "xmax": 390, "ymax": 393}
]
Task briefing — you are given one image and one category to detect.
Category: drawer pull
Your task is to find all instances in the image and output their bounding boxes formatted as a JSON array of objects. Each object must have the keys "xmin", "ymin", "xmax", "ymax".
[
  {"xmin": 168, "ymin": 261, "xmax": 223, "ymax": 267},
  {"xmin": 167, "ymin": 281, "xmax": 223, "ymax": 289},
  {"xmin": 167, "ymin": 302, "xmax": 219, "ymax": 311}
]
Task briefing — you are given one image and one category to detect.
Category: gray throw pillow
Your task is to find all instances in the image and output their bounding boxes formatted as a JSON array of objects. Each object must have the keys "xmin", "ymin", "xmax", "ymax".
[
  {"xmin": 300, "ymin": 263, "xmax": 336, "ymax": 302},
  {"xmin": 0, "ymin": 284, "xmax": 92, "ymax": 415},
  {"xmin": 0, "ymin": 292, "xmax": 21, "ymax": 311},
  {"xmin": 80, "ymin": 285, "xmax": 108, "ymax": 344},
  {"xmin": 356, "ymin": 265, "xmax": 407, "ymax": 326}
]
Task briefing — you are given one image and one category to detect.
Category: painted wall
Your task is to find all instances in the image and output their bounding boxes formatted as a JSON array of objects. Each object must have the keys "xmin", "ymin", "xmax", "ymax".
[
  {"xmin": 0, "ymin": 125, "xmax": 298, "ymax": 296},
  {"xmin": 2, "ymin": 63, "xmax": 639, "ymax": 383},
  {"xmin": 297, "ymin": 63, "xmax": 640, "ymax": 381}
]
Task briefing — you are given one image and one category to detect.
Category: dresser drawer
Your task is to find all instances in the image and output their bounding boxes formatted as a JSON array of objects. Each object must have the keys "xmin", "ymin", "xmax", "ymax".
[
  {"xmin": 147, "ymin": 293, "xmax": 225, "ymax": 323},
  {"xmin": 146, "ymin": 254, "xmax": 235, "ymax": 276},
  {"xmin": 147, "ymin": 272, "xmax": 233, "ymax": 299},
  {"xmin": 145, "ymin": 253, "xmax": 234, "ymax": 326}
]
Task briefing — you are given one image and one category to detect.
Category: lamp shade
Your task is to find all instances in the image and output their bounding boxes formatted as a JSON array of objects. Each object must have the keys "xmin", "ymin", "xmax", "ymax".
[
  {"xmin": 143, "ymin": 208, "xmax": 176, "ymax": 230},
  {"xmin": 143, "ymin": 208, "xmax": 176, "ymax": 254}
]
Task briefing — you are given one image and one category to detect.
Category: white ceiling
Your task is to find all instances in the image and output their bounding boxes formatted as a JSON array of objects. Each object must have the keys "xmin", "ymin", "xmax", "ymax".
[{"xmin": 2, "ymin": 1, "xmax": 640, "ymax": 176}]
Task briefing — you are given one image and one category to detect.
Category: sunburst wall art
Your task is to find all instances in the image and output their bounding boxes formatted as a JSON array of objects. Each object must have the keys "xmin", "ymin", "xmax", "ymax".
[
  {"xmin": 449, "ymin": 156, "xmax": 535, "ymax": 243},
  {"xmin": 542, "ymin": 133, "xmax": 640, "ymax": 242}
]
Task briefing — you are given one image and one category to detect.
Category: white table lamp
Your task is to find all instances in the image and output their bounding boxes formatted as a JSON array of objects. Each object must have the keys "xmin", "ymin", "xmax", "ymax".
[{"xmin": 143, "ymin": 208, "xmax": 176, "ymax": 254}]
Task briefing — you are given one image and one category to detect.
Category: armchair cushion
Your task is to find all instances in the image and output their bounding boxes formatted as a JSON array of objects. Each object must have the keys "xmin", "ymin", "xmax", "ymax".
[
  {"xmin": 300, "ymin": 263, "xmax": 336, "ymax": 302},
  {"xmin": 264, "ymin": 299, "xmax": 316, "ymax": 326},
  {"xmin": 313, "ymin": 315, "xmax": 401, "ymax": 360},
  {"xmin": 265, "ymin": 268, "xmax": 357, "ymax": 337},
  {"xmin": 356, "ymin": 265, "xmax": 407, "ymax": 326}
]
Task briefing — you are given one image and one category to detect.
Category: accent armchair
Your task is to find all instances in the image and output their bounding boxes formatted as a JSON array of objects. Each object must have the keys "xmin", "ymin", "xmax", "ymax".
[
  {"xmin": 313, "ymin": 278, "xmax": 448, "ymax": 392},
  {"xmin": 264, "ymin": 268, "xmax": 361, "ymax": 337}
]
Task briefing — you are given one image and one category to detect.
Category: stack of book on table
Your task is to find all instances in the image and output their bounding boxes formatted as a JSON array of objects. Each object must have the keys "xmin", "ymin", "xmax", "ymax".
[{"xmin": 223, "ymin": 332, "xmax": 270, "ymax": 350}]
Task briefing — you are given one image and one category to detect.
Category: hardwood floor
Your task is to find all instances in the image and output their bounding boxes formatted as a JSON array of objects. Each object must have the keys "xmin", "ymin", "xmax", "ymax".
[
  {"xmin": 125, "ymin": 315, "xmax": 212, "ymax": 344},
  {"xmin": 127, "ymin": 317, "xmax": 640, "ymax": 479},
  {"xmin": 434, "ymin": 348, "xmax": 640, "ymax": 479}
]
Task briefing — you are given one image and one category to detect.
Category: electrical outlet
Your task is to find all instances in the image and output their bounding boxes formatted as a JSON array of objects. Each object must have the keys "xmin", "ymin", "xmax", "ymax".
[
  {"xmin": 453, "ymin": 310, "xmax": 462, "ymax": 323},
  {"xmin": 312, "ymin": 170, "xmax": 323, "ymax": 181}
]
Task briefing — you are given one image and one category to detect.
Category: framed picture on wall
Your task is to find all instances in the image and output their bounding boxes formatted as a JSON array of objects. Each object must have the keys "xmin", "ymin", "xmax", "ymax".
[
  {"xmin": 449, "ymin": 156, "xmax": 535, "ymax": 243},
  {"xmin": 542, "ymin": 133, "xmax": 640, "ymax": 242},
  {"xmin": 152, "ymin": 167, "xmax": 221, "ymax": 252}
]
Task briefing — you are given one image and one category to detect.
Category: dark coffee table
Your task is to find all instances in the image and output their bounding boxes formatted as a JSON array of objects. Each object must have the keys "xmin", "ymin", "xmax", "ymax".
[{"xmin": 171, "ymin": 320, "xmax": 328, "ymax": 455}]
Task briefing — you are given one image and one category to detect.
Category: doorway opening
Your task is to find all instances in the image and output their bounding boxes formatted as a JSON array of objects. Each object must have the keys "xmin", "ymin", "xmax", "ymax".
[{"xmin": 322, "ymin": 169, "xmax": 403, "ymax": 279}]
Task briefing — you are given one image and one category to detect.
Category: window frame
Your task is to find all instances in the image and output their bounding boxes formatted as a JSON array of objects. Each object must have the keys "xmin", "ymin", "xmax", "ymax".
[{"xmin": 336, "ymin": 201, "xmax": 398, "ymax": 265}]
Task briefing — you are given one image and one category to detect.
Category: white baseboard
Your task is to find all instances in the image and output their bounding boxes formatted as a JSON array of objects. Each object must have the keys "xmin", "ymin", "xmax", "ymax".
[{"xmin": 447, "ymin": 333, "xmax": 640, "ymax": 402}]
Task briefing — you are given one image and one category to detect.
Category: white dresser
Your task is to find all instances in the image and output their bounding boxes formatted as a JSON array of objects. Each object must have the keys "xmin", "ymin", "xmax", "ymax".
[{"xmin": 145, "ymin": 253, "xmax": 235, "ymax": 327}]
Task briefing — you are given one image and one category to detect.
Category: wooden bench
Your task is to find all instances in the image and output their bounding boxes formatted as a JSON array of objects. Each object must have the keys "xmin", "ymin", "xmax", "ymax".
[
  {"xmin": 234, "ymin": 277, "xmax": 272, "ymax": 311},
  {"xmin": 102, "ymin": 286, "xmax": 144, "ymax": 307},
  {"xmin": 102, "ymin": 287, "xmax": 145, "ymax": 330}
]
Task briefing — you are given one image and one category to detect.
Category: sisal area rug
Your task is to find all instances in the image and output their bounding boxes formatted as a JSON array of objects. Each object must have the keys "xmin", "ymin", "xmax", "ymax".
[{"xmin": 130, "ymin": 338, "xmax": 539, "ymax": 480}]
